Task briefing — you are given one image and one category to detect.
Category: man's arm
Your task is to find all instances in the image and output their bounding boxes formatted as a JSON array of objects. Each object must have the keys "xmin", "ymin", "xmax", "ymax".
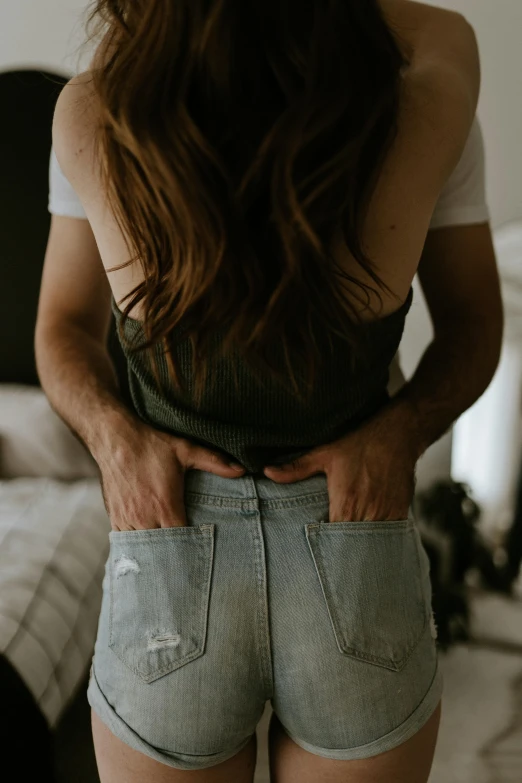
[
  {"xmin": 35, "ymin": 211, "xmax": 139, "ymax": 464},
  {"xmin": 37, "ymin": 76, "xmax": 143, "ymax": 465},
  {"xmin": 387, "ymin": 113, "xmax": 492, "ymax": 398},
  {"xmin": 380, "ymin": 221, "xmax": 504, "ymax": 461}
]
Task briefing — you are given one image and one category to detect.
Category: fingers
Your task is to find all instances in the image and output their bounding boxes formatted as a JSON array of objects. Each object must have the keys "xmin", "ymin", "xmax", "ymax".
[
  {"xmin": 263, "ymin": 452, "xmax": 324, "ymax": 483},
  {"xmin": 179, "ymin": 441, "xmax": 246, "ymax": 478},
  {"xmin": 163, "ymin": 469, "xmax": 189, "ymax": 527},
  {"xmin": 263, "ymin": 465, "xmax": 307, "ymax": 483}
]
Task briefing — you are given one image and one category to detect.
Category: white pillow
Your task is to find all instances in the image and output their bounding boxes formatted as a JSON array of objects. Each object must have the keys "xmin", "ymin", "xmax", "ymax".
[{"xmin": 0, "ymin": 385, "xmax": 99, "ymax": 480}]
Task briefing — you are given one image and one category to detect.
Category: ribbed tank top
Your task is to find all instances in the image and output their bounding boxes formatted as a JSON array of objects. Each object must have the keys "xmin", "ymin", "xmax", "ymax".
[{"xmin": 111, "ymin": 286, "xmax": 413, "ymax": 475}]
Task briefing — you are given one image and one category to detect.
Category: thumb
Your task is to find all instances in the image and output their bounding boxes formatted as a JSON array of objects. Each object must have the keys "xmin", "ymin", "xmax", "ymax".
[
  {"xmin": 263, "ymin": 455, "xmax": 318, "ymax": 483},
  {"xmin": 181, "ymin": 442, "xmax": 246, "ymax": 478}
]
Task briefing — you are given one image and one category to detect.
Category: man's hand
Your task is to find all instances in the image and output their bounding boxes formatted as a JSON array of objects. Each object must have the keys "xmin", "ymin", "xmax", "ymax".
[
  {"xmin": 97, "ymin": 421, "xmax": 246, "ymax": 531},
  {"xmin": 263, "ymin": 411, "xmax": 418, "ymax": 524}
]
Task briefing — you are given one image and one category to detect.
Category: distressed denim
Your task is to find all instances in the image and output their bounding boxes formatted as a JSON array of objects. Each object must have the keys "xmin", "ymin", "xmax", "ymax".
[{"xmin": 87, "ymin": 468, "xmax": 443, "ymax": 770}]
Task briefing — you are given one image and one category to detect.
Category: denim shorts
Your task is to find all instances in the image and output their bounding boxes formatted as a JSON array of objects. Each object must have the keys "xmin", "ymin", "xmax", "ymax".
[{"xmin": 87, "ymin": 468, "xmax": 443, "ymax": 771}]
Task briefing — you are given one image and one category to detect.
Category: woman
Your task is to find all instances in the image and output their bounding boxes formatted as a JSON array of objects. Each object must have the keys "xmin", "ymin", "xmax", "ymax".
[{"xmin": 36, "ymin": 1, "xmax": 503, "ymax": 781}]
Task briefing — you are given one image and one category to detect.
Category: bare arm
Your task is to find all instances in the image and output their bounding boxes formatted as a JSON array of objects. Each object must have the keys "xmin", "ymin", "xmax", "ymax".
[
  {"xmin": 381, "ymin": 221, "xmax": 504, "ymax": 461},
  {"xmin": 35, "ymin": 210, "xmax": 247, "ymax": 531},
  {"xmin": 35, "ymin": 75, "xmax": 146, "ymax": 464},
  {"xmin": 361, "ymin": 10, "xmax": 496, "ymax": 452},
  {"xmin": 36, "ymin": 82, "xmax": 248, "ymax": 536},
  {"xmin": 35, "ymin": 212, "xmax": 138, "ymax": 464}
]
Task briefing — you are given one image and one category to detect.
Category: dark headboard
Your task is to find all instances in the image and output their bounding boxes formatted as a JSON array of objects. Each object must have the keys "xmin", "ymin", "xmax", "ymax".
[{"xmin": 0, "ymin": 69, "xmax": 130, "ymax": 403}]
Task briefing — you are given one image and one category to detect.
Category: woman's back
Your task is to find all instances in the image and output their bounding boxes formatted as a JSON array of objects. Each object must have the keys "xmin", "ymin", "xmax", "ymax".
[
  {"xmin": 48, "ymin": 0, "xmax": 481, "ymax": 472},
  {"xmin": 55, "ymin": 0, "xmax": 479, "ymax": 325}
]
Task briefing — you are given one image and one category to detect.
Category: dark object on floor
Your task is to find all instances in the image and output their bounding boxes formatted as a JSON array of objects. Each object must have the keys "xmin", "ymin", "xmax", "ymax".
[
  {"xmin": 52, "ymin": 673, "xmax": 100, "ymax": 783},
  {"xmin": 497, "ymin": 449, "xmax": 522, "ymax": 592},
  {"xmin": 415, "ymin": 479, "xmax": 507, "ymax": 650},
  {"xmin": 0, "ymin": 654, "xmax": 56, "ymax": 782},
  {"xmin": 0, "ymin": 654, "xmax": 100, "ymax": 783}
]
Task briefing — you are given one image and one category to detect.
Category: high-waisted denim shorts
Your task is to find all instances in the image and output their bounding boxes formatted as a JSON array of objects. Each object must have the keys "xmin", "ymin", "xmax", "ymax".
[{"xmin": 87, "ymin": 468, "xmax": 443, "ymax": 771}]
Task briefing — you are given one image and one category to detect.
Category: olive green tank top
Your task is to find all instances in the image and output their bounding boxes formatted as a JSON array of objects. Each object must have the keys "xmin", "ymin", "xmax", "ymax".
[{"xmin": 111, "ymin": 286, "xmax": 413, "ymax": 475}]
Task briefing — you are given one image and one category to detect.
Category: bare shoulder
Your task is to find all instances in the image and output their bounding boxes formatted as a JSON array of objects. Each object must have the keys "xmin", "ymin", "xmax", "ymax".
[
  {"xmin": 52, "ymin": 71, "xmax": 99, "ymax": 190},
  {"xmin": 398, "ymin": 15, "xmax": 480, "ymax": 185},
  {"xmin": 354, "ymin": 6, "xmax": 481, "ymax": 301},
  {"xmin": 382, "ymin": 0, "xmax": 478, "ymax": 66},
  {"xmin": 411, "ymin": 6, "xmax": 480, "ymax": 104},
  {"xmin": 382, "ymin": 1, "xmax": 480, "ymax": 118}
]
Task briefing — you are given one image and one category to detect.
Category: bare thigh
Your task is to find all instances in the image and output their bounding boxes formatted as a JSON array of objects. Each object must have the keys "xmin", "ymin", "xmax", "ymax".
[
  {"xmin": 91, "ymin": 710, "xmax": 258, "ymax": 783},
  {"xmin": 268, "ymin": 700, "xmax": 442, "ymax": 783}
]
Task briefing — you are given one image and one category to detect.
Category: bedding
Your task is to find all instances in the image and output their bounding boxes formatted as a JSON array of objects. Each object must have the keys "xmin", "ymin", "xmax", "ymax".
[
  {"xmin": 0, "ymin": 385, "xmax": 99, "ymax": 481},
  {"xmin": 0, "ymin": 477, "xmax": 110, "ymax": 728}
]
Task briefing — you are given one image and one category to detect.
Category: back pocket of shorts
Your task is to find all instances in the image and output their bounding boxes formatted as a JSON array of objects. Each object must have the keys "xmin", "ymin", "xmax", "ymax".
[
  {"xmin": 305, "ymin": 519, "xmax": 427, "ymax": 672},
  {"xmin": 108, "ymin": 524, "xmax": 214, "ymax": 684}
]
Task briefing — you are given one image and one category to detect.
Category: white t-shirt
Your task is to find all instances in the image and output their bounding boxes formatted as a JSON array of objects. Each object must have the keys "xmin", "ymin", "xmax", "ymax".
[{"xmin": 48, "ymin": 113, "xmax": 491, "ymax": 227}]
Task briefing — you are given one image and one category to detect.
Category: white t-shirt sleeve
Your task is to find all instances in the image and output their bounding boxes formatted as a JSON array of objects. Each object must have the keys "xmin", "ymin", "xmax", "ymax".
[
  {"xmin": 429, "ymin": 114, "xmax": 491, "ymax": 230},
  {"xmin": 48, "ymin": 144, "xmax": 88, "ymax": 219}
]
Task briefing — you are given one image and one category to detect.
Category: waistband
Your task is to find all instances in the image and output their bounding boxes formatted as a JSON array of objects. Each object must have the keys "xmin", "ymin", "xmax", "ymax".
[
  {"xmin": 184, "ymin": 469, "xmax": 415, "ymax": 520},
  {"xmin": 184, "ymin": 468, "xmax": 330, "ymax": 510}
]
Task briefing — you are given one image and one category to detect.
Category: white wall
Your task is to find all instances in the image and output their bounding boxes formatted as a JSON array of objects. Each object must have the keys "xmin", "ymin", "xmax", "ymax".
[
  {"xmin": 0, "ymin": 0, "xmax": 92, "ymax": 77},
  {"xmin": 2, "ymin": 1, "xmax": 521, "ymax": 494}
]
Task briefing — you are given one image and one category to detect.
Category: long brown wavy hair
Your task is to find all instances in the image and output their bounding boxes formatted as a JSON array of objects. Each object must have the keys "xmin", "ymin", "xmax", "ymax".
[{"xmin": 74, "ymin": 0, "xmax": 414, "ymax": 409}]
